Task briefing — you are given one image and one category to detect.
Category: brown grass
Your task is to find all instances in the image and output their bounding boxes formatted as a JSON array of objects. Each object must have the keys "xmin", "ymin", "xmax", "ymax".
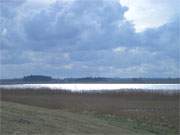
[{"xmin": 0, "ymin": 88, "xmax": 179, "ymax": 134}]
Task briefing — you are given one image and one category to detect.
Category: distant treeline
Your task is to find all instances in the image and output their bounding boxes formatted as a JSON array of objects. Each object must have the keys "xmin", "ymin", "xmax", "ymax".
[
  {"xmin": 0, "ymin": 75, "xmax": 180, "ymax": 84},
  {"xmin": 23, "ymin": 75, "xmax": 52, "ymax": 82}
]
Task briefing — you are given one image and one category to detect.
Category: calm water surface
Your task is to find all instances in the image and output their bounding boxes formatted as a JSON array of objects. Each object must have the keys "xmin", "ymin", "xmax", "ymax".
[{"xmin": 0, "ymin": 84, "xmax": 179, "ymax": 91}]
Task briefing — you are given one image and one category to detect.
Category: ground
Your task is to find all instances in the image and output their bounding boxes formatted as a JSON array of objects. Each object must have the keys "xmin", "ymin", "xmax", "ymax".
[{"xmin": 0, "ymin": 89, "xmax": 179, "ymax": 135}]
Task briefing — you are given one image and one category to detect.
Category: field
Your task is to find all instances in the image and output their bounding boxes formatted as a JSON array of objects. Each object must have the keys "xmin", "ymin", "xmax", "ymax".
[{"xmin": 0, "ymin": 88, "xmax": 179, "ymax": 135}]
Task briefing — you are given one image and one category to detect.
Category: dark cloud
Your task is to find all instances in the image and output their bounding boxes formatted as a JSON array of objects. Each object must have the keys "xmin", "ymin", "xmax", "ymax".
[
  {"xmin": 0, "ymin": 0, "xmax": 179, "ymax": 78},
  {"xmin": 139, "ymin": 18, "xmax": 180, "ymax": 61}
]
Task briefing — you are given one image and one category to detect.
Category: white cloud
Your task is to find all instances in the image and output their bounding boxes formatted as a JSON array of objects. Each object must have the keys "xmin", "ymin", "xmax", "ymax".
[
  {"xmin": 1, "ymin": 28, "xmax": 7, "ymax": 36},
  {"xmin": 119, "ymin": 0, "xmax": 179, "ymax": 32},
  {"xmin": 26, "ymin": 0, "xmax": 56, "ymax": 8},
  {"xmin": 63, "ymin": 64, "xmax": 73, "ymax": 69},
  {"xmin": 25, "ymin": 0, "xmax": 75, "ymax": 9},
  {"xmin": 113, "ymin": 46, "xmax": 126, "ymax": 54},
  {"xmin": 63, "ymin": 53, "xmax": 70, "ymax": 60}
]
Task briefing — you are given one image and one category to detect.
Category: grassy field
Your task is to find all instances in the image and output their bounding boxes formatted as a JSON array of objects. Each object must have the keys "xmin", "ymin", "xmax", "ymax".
[{"xmin": 0, "ymin": 89, "xmax": 179, "ymax": 135}]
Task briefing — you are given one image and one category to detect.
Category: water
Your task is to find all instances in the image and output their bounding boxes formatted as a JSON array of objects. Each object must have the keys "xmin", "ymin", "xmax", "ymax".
[{"xmin": 0, "ymin": 83, "xmax": 179, "ymax": 91}]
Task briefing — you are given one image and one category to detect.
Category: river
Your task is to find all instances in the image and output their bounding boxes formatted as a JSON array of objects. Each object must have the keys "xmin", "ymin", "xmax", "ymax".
[{"xmin": 0, "ymin": 83, "xmax": 179, "ymax": 91}]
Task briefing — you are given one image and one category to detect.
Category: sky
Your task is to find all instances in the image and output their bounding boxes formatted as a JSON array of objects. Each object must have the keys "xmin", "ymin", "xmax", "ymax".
[{"xmin": 0, "ymin": 0, "xmax": 180, "ymax": 79}]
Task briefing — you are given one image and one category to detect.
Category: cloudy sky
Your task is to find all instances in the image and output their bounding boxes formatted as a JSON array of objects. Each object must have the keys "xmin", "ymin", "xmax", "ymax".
[{"xmin": 0, "ymin": 0, "xmax": 179, "ymax": 79}]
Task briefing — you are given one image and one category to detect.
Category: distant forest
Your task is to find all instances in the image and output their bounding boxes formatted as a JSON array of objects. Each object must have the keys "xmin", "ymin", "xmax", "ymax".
[{"xmin": 0, "ymin": 75, "xmax": 179, "ymax": 84}]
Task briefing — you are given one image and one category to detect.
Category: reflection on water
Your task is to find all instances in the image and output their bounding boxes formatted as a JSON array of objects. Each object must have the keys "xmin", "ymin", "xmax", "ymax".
[{"xmin": 0, "ymin": 84, "xmax": 179, "ymax": 91}]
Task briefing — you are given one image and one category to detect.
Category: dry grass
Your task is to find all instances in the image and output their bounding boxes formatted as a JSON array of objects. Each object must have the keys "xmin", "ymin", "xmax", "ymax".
[{"xmin": 0, "ymin": 88, "xmax": 179, "ymax": 135}]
